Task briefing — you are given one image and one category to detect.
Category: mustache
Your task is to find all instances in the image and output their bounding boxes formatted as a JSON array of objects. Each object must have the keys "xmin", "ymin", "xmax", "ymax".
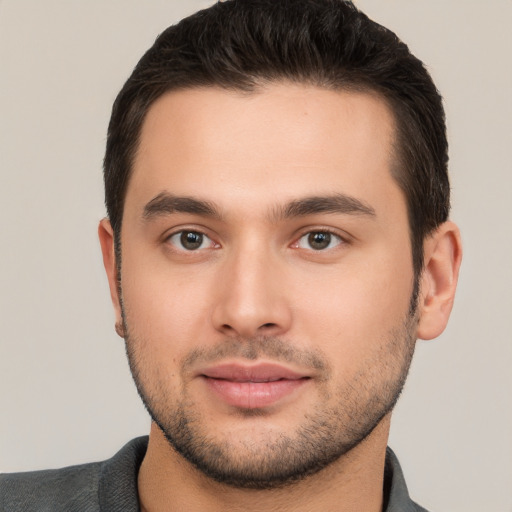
[{"xmin": 180, "ymin": 336, "xmax": 330, "ymax": 375}]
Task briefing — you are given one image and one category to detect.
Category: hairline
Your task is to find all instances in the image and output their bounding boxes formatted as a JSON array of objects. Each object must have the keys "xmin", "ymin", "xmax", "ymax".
[
  {"xmin": 112, "ymin": 79, "xmax": 425, "ymax": 309},
  {"xmin": 116, "ymin": 79, "xmax": 410, "ymax": 231}
]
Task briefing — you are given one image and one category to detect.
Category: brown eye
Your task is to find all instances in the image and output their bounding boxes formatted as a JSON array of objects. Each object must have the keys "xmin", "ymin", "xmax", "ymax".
[
  {"xmin": 296, "ymin": 231, "xmax": 342, "ymax": 251},
  {"xmin": 168, "ymin": 231, "xmax": 210, "ymax": 251},
  {"xmin": 181, "ymin": 231, "xmax": 203, "ymax": 250},
  {"xmin": 308, "ymin": 232, "xmax": 331, "ymax": 250}
]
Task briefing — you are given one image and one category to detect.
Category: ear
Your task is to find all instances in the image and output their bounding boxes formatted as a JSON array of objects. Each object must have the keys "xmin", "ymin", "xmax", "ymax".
[
  {"xmin": 98, "ymin": 218, "xmax": 124, "ymax": 337},
  {"xmin": 416, "ymin": 221, "xmax": 462, "ymax": 340}
]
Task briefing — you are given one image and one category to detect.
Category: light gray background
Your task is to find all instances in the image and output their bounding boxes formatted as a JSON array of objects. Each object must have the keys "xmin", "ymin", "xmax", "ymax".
[{"xmin": 1, "ymin": 1, "xmax": 511, "ymax": 511}]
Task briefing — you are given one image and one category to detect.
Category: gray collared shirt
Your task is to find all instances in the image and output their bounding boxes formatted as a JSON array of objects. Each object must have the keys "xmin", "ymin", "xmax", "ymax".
[{"xmin": 0, "ymin": 437, "xmax": 429, "ymax": 511}]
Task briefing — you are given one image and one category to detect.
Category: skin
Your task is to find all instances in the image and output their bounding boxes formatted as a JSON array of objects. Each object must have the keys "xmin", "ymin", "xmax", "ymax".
[{"xmin": 99, "ymin": 84, "xmax": 462, "ymax": 512}]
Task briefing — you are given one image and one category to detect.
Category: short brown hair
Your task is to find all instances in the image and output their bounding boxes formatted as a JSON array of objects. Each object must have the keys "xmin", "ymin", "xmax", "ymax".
[{"xmin": 104, "ymin": 0, "xmax": 449, "ymax": 280}]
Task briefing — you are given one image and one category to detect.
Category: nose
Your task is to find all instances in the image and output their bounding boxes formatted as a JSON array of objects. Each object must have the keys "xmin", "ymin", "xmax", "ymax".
[{"xmin": 211, "ymin": 245, "xmax": 292, "ymax": 338}]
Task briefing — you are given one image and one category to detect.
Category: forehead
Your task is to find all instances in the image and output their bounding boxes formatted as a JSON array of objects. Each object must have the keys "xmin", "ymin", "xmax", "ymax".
[{"xmin": 127, "ymin": 83, "xmax": 400, "ymax": 217}]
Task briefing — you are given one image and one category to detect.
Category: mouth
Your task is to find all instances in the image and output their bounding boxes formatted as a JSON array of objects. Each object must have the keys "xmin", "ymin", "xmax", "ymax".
[{"xmin": 198, "ymin": 362, "xmax": 311, "ymax": 409}]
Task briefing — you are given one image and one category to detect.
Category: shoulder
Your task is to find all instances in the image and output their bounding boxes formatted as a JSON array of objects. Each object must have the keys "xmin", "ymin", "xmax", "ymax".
[
  {"xmin": 385, "ymin": 447, "xmax": 430, "ymax": 512},
  {"xmin": 0, "ymin": 437, "xmax": 148, "ymax": 512},
  {"xmin": 0, "ymin": 461, "xmax": 102, "ymax": 512}
]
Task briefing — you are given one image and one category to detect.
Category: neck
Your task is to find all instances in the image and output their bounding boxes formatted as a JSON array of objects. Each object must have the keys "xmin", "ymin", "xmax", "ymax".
[{"xmin": 138, "ymin": 418, "xmax": 390, "ymax": 512}]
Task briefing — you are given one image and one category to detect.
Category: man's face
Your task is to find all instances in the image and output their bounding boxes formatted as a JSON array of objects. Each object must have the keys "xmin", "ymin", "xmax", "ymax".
[{"xmin": 117, "ymin": 84, "xmax": 418, "ymax": 488}]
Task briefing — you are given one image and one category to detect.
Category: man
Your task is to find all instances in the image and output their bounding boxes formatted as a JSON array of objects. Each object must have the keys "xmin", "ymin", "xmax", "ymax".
[{"xmin": 0, "ymin": 0, "xmax": 462, "ymax": 510}]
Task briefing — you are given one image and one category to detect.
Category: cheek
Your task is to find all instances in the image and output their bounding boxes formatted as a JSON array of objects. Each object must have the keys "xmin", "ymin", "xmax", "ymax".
[
  {"xmin": 120, "ymin": 254, "xmax": 217, "ymax": 360},
  {"xmin": 292, "ymin": 250, "xmax": 414, "ymax": 359}
]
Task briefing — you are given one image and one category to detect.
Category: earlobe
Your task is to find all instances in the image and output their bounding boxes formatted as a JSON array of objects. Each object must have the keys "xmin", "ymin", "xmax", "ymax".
[
  {"xmin": 416, "ymin": 221, "xmax": 462, "ymax": 340},
  {"xmin": 98, "ymin": 218, "xmax": 124, "ymax": 337}
]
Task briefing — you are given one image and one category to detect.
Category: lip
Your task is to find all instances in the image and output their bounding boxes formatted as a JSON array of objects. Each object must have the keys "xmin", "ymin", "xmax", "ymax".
[
  {"xmin": 200, "ymin": 362, "xmax": 307, "ymax": 382},
  {"xmin": 199, "ymin": 363, "xmax": 310, "ymax": 409}
]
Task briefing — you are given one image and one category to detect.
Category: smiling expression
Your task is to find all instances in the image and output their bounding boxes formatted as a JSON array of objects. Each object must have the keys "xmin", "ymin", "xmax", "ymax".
[{"xmin": 110, "ymin": 83, "xmax": 419, "ymax": 487}]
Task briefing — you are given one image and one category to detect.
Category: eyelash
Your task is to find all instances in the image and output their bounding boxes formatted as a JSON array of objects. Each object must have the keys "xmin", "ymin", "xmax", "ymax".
[
  {"xmin": 293, "ymin": 229, "xmax": 347, "ymax": 251},
  {"xmin": 166, "ymin": 230, "xmax": 217, "ymax": 252},
  {"xmin": 164, "ymin": 227, "xmax": 349, "ymax": 253}
]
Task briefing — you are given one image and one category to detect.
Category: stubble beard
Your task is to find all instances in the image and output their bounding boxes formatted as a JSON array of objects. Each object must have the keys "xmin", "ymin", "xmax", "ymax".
[{"xmin": 122, "ymin": 306, "xmax": 418, "ymax": 490}]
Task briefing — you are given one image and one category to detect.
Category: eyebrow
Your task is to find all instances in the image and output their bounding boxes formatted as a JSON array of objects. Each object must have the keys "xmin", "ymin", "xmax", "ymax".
[
  {"xmin": 142, "ymin": 192, "xmax": 221, "ymax": 220},
  {"xmin": 142, "ymin": 191, "xmax": 376, "ymax": 222},
  {"xmin": 276, "ymin": 194, "xmax": 376, "ymax": 220}
]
